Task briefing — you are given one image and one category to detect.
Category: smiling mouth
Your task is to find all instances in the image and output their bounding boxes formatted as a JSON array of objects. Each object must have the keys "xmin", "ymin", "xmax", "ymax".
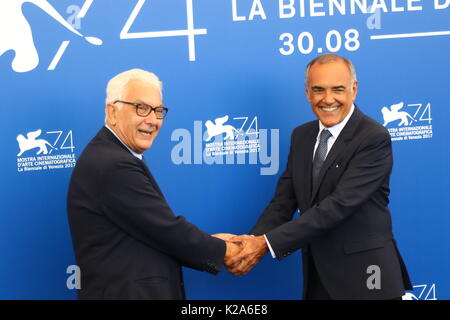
[
  {"xmin": 138, "ymin": 129, "xmax": 153, "ymax": 136},
  {"xmin": 320, "ymin": 105, "xmax": 340, "ymax": 112}
]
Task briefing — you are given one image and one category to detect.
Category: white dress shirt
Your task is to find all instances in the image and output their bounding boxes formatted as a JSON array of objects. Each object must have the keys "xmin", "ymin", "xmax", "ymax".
[
  {"xmin": 313, "ymin": 104, "xmax": 355, "ymax": 160},
  {"xmin": 265, "ymin": 104, "xmax": 355, "ymax": 258}
]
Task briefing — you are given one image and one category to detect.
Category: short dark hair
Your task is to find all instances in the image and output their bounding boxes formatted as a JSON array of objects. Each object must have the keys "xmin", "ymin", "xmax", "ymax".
[{"xmin": 305, "ymin": 54, "xmax": 357, "ymax": 85}]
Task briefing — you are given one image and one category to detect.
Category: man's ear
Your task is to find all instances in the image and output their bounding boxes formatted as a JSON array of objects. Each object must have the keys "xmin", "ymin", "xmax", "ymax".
[
  {"xmin": 351, "ymin": 80, "xmax": 358, "ymax": 101},
  {"xmin": 106, "ymin": 103, "xmax": 117, "ymax": 126},
  {"xmin": 305, "ymin": 86, "xmax": 312, "ymax": 103}
]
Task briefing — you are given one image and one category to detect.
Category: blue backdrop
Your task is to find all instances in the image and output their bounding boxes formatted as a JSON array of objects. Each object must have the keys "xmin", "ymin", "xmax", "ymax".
[{"xmin": 1, "ymin": 0, "xmax": 448, "ymax": 300}]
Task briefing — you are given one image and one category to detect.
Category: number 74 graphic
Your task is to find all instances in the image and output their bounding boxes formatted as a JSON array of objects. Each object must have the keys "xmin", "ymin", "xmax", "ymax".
[
  {"xmin": 120, "ymin": 0, "xmax": 207, "ymax": 61},
  {"xmin": 50, "ymin": 0, "xmax": 206, "ymax": 70}
]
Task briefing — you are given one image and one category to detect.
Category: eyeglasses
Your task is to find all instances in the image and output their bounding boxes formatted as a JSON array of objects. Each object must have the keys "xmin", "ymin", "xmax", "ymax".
[{"xmin": 113, "ymin": 100, "xmax": 168, "ymax": 119}]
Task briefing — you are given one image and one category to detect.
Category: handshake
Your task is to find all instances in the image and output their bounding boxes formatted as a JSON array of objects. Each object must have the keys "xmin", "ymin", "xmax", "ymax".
[{"xmin": 212, "ymin": 233, "xmax": 269, "ymax": 276}]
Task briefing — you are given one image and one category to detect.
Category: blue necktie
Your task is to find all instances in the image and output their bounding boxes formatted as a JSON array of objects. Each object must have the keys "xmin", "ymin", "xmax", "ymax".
[{"xmin": 312, "ymin": 129, "xmax": 332, "ymax": 187}]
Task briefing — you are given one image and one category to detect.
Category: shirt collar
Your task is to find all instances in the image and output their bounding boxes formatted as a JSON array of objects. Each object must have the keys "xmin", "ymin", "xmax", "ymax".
[
  {"xmin": 105, "ymin": 124, "xmax": 143, "ymax": 160},
  {"xmin": 318, "ymin": 104, "xmax": 355, "ymax": 139}
]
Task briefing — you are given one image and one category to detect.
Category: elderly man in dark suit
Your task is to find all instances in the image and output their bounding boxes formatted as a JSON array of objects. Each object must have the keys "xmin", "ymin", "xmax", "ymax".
[
  {"xmin": 67, "ymin": 69, "xmax": 240, "ymax": 300},
  {"xmin": 227, "ymin": 54, "xmax": 412, "ymax": 300}
]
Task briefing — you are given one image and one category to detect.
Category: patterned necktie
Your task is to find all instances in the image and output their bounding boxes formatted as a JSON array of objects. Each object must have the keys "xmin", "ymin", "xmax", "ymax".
[{"xmin": 312, "ymin": 129, "xmax": 332, "ymax": 187}]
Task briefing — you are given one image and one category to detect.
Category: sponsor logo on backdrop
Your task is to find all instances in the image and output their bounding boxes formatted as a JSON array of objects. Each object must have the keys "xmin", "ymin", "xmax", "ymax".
[
  {"xmin": 16, "ymin": 129, "xmax": 76, "ymax": 173},
  {"xmin": 171, "ymin": 115, "xmax": 279, "ymax": 176},
  {"xmin": 381, "ymin": 101, "xmax": 433, "ymax": 141},
  {"xmin": 205, "ymin": 115, "xmax": 237, "ymax": 141},
  {"xmin": 17, "ymin": 129, "xmax": 55, "ymax": 156},
  {"xmin": 402, "ymin": 283, "xmax": 437, "ymax": 300}
]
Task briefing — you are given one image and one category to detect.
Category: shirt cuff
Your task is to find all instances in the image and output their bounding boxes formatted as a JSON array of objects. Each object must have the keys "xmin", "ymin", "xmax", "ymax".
[{"xmin": 263, "ymin": 234, "xmax": 276, "ymax": 259}]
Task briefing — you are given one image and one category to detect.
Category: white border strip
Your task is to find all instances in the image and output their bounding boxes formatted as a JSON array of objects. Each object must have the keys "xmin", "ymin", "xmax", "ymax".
[
  {"xmin": 121, "ymin": 29, "xmax": 207, "ymax": 39},
  {"xmin": 371, "ymin": 31, "xmax": 450, "ymax": 40}
]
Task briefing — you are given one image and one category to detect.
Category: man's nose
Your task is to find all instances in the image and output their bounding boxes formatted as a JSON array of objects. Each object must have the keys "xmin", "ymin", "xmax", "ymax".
[{"xmin": 323, "ymin": 90, "xmax": 335, "ymax": 104}]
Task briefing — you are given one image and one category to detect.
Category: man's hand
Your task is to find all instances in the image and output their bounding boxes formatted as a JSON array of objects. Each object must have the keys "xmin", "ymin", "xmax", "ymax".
[
  {"xmin": 224, "ymin": 241, "xmax": 242, "ymax": 266},
  {"xmin": 225, "ymin": 235, "xmax": 268, "ymax": 276},
  {"xmin": 212, "ymin": 233, "xmax": 236, "ymax": 241},
  {"xmin": 212, "ymin": 233, "xmax": 243, "ymax": 266}
]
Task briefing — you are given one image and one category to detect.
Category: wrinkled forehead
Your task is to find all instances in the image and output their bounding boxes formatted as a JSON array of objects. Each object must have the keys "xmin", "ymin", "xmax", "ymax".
[
  {"xmin": 307, "ymin": 61, "xmax": 354, "ymax": 87},
  {"xmin": 122, "ymin": 80, "xmax": 162, "ymax": 104}
]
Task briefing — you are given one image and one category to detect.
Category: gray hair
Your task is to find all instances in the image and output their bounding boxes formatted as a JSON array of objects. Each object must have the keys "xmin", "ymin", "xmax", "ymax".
[
  {"xmin": 105, "ymin": 68, "xmax": 162, "ymax": 104},
  {"xmin": 104, "ymin": 69, "xmax": 162, "ymax": 122},
  {"xmin": 304, "ymin": 54, "xmax": 357, "ymax": 85}
]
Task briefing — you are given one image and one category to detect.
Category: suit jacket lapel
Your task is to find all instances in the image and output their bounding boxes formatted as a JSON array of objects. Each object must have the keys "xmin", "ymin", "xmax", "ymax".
[
  {"xmin": 100, "ymin": 126, "xmax": 164, "ymax": 198},
  {"xmin": 140, "ymin": 158, "xmax": 165, "ymax": 198},
  {"xmin": 301, "ymin": 125, "xmax": 319, "ymax": 205},
  {"xmin": 310, "ymin": 107, "xmax": 363, "ymax": 202}
]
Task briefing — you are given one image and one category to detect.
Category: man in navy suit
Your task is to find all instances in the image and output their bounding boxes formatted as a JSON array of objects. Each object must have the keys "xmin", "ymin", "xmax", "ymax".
[
  {"xmin": 227, "ymin": 54, "xmax": 412, "ymax": 300},
  {"xmin": 67, "ymin": 69, "xmax": 240, "ymax": 299}
]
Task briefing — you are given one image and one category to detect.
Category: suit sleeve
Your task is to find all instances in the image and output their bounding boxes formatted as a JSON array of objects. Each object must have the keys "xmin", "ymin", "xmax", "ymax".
[
  {"xmin": 99, "ymin": 160, "xmax": 226, "ymax": 274},
  {"xmin": 251, "ymin": 129, "xmax": 299, "ymax": 235},
  {"xmin": 266, "ymin": 129, "xmax": 393, "ymax": 260}
]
